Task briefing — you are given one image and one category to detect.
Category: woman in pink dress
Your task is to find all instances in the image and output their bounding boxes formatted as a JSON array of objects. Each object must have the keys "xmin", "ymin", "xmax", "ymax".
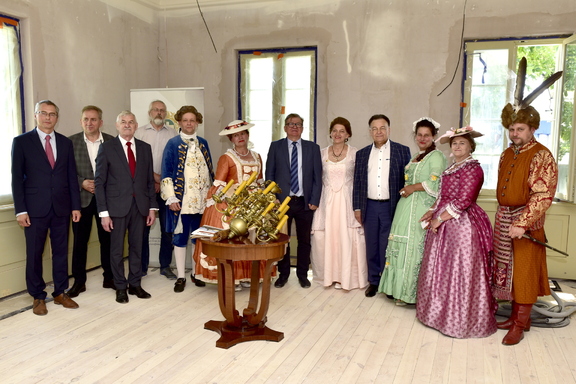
[
  {"xmin": 311, "ymin": 117, "xmax": 368, "ymax": 290},
  {"xmin": 416, "ymin": 127, "xmax": 497, "ymax": 338}
]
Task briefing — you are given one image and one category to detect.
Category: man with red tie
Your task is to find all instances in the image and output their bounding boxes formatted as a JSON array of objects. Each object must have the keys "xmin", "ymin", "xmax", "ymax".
[
  {"xmin": 95, "ymin": 110, "xmax": 158, "ymax": 304},
  {"xmin": 11, "ymin": 100, "xmax": 82, "ymax": 316}
]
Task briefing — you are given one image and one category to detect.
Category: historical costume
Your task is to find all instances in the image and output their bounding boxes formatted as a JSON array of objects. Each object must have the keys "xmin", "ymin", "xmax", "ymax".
[
  {"xmin": 416, "ymin": 127, "xmax": 497, "ymax": 339},
  {"xmin": 492, "ymin": 57, "xmax": 561, "ymax": 345},
  {"xmin": 192, "ymin": 120, "xmax": 268, "ymax": 285},
  {"xmin": 311, "ymin": 145, "xmax": 368, "ymax": 290},
  {"xmin": 378, "ymin": 149, "xmax": 445, "ymax": 303}
]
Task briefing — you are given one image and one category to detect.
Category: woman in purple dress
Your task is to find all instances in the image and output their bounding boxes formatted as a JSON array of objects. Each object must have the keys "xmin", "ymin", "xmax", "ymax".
[{"xmin": 416, "ymin": 127, "xmax": 497, "ymax": 339}]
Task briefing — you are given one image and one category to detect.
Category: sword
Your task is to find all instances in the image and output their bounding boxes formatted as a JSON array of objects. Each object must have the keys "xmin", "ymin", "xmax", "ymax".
[{"xmin": 522, "ymin": 234, "xmax": 569, "ymax": 256}]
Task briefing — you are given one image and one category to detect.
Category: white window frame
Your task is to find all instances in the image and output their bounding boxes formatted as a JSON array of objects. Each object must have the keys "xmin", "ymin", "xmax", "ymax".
[
  {"xmin": 238, "ymin": 47, "xmax": 317, "ymax": 165},
  {"xmin": 462, "ymin": 35, "xmax": 576, "ymax": 201}
]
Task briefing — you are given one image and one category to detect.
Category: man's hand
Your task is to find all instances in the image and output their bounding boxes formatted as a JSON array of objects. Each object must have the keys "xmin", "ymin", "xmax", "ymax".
[
  {"xmin": 101, "ymin": 216, "xmax": 113, "ymax": 232},
  {"xmin": 169, "ymin": 202, "xmax": 181, "ymax": 211},
  {"xmin": 146, "ymin": 210, "xmax": 156, "ymax": 226},
  {"xmin": 82, "ymin": 179, "xmax": 95, "ymax": 194},
  {"xmin": 509, "ymin": 226, "xmax": 526, "ymax": 240},
  {"xmin": 17, "ymin": 213, "xmax": 31, "ymax": 227},
  {"xmin": 71, "ymin": 210, "xmax": 81, "ymax": 223},
  {"xmin": 308, "ymin": 204, "xmax": 318, "ymax": 211}
]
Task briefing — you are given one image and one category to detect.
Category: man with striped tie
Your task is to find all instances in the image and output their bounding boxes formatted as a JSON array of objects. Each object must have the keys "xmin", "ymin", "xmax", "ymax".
[{"xmin": 266, "ymin": 113, "xmax": 322, "ymax": 288}]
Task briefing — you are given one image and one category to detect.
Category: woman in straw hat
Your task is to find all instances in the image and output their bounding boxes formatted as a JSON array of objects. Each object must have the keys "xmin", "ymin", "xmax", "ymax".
[
  {"xmin": 192, "ymin": 120, "xmax": 269, "ymax": 291},
  {"xmin": 416, "ymin": 126, "xmax": 497, "ymax": 338}
]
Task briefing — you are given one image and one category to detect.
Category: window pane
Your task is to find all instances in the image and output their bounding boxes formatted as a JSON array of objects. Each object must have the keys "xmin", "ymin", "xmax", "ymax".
[
  {"xmin": 284, "ymin": 56, "xmax": 312, "ymax": 140},
  {"xmin": 469, "ymin": 49, "xmax": 509, "ymax": 189},
  {"xmin": 0, "ymin": 20, "xmax": 23, "ymax": 204}
]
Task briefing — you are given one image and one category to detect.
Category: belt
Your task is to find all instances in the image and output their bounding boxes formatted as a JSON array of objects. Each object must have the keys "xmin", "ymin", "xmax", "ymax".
[
  {"xmin": 368, "ymin": 198, "xmax": 390, "ymax": 202},
  {"xmin": 499, "ymin": 205, "xmax": 524, "ymax": 213},
  {"xmin": 290, "ymin": 196, "xmax": 304, "ymax": 200}
]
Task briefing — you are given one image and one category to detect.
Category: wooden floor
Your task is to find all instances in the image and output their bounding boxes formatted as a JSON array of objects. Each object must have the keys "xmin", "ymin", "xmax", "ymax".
[{"xmin": 1, "ymin": 268, "xmax": 576, "ymax": 384}]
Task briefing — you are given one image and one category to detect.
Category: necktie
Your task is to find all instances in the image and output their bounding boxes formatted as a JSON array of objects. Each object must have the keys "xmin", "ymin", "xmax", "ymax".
[
  {"xmin": 45, "ymin": 135, "xmax": 55, "ymax": 169},
  {"xmin": 290, "ymin": 141, "xmax": 299, "ymax": 194},
  {"xmin": 126, "ymin": 142, "xmax": 136, "ymax": 177}
]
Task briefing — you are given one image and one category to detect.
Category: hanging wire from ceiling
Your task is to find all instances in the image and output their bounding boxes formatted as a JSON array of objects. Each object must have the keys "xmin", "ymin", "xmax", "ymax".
[
  {"xmin": 196, "ymin": 0, "xmax": 218, "ymax": 53},
  {"xmin": 437, "ymin": 0, "xmax": 468, "ymax": 97}
]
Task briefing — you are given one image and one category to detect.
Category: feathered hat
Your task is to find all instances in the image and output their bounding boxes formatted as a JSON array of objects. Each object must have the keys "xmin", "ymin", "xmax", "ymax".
[{"xmin": 501, "ymin": 56, "xmax": 563, "ymax": 130}]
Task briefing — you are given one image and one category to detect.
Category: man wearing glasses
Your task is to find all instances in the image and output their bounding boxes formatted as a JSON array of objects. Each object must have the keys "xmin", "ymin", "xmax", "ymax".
[
  {"xmin": 12, "ymin": 100, "xmax": 82, "ymax": 315},
  {"xmin": 266, "ymin": 113, "xmax": 322, "ymax": 288},
  {"xmin": 353, "ymin": 114, "xmax": 411, "ymax": 297},
  {"xmin": 134, "ymin": 100, "xmax": 177, "ymax": 280}
]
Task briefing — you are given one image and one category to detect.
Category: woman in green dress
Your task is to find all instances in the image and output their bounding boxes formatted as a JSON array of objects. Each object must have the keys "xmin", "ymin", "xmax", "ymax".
[{"xmin": 378, "ymin": 117, "xmax": 446, "ymax": 305}]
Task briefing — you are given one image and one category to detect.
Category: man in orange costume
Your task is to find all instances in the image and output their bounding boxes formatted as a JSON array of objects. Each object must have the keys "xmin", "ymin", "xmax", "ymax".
[{"xmin": 492, "ymin": 57, "xmax": 561, "ymax": 346}]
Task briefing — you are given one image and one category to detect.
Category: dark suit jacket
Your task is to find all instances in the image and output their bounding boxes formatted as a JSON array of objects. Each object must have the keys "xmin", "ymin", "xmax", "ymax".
[
  {"xmin": 94, "ymin": 136, "xmax": 158, "ymax": 217},
  {"xmin": 265, "ymin": 138, "xmax": 322, "ymax": 208},
  {"xmin": 69, "ymin": 131, "xmax": 114, "ymax": 208},
  {"xmin": 353, "ymin": 140, "xmax": 411, "ymax": 223},
  {"xmin": 12, "ymin": 128, "xmax": 81, "ymax": 217}
]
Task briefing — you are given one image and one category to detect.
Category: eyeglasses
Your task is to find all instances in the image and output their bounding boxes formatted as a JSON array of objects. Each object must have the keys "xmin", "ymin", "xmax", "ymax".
[
  {"xmin": 151, "ymin": 108, "xmax": 166, "ymax": 113},
  {"xmin": 36, "ymin": 111, "xmax": 58, "ymax": 118},
  {"xmin": 370, "ymin": 127, "xmax": 388, "ymax": 132},
  {"xmin": 286, "ymin": 122, "xmax": 303, "ymax": 128}
]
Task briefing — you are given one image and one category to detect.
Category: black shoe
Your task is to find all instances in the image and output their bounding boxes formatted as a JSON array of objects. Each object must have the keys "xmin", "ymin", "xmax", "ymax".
[
  {"xmin": 160, "ymin": 267, "xmax": 177, "ymax": 280},
  {"xmin": 67, "ymin": 284, "xmax": 86, "ymax": 298},
  {"xmin": 116, "ymin": 289, "xmax": 129, "ymax": 304},
  {"xmin": 365, "ymin": 284, "xmax": 378, "ymax": 297},
  {"xmin": 103, "ymin": 279, "xmax": 116, "ymax": 290},
  {"xmin": 128, "ymin": 285, "xmax": 152, "ymax": 299},
  {"xmin": 174, "ymin": 278, "xmax": 186, "ymax": 293},
  {"xmin": 298, "ymin": 277, "xmax": 311, "ymax": 288},
  {"xmin": 274, "ymin": 277, "xmax": 288, "ymax": 288},
  {"xmin": 190, "ymin": 274, "xmax": 206, "ymax": 287}
]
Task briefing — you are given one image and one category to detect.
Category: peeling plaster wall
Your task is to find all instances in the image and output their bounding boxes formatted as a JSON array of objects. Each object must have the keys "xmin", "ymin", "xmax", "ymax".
[
  {"xmin": 160, "ymin": 0, "xmax": 576, "ymax": 155},
  {"xmin": 2, "ymin": 0, "xmax": 160, "ymax": 136}
]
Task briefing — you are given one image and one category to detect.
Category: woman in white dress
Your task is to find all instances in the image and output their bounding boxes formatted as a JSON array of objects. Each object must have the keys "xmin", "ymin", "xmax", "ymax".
[{"xmin": 311, "ymin": 117, "xmax": 368, "ymax": 290}]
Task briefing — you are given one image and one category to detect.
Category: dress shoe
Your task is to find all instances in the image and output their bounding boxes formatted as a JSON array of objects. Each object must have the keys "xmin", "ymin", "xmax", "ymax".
[
  {"xmin": 116, "ymin": 289, "xmax": 129, "ymax": 304},
  {"xmin": 274, "ymin": 277, "xmax": 288, "ymax": 288},
  {"xmin": 174, "ymin": 278, "xmax": 186, "ymax": 293},
  {"xmin": 67, "ymin": 284, "xmax": 86, "ymax": 298},
  {"xmin": 365, "ymin": 284, "xmax": 378, "ymax": 297},
  {"xmin": 32, "ymin": 299, "xmax": 48, "ymax": 316},
  {"xmin": 160, "ymin": 267, "xmax": 177, "ymax": 280},
  {"xmin": 54, "ymin": 293, "xmax": 79, "ymax": 309},
  {"xmin": 190, "ymin": 274, "xmax": 206, "ymax": 287},
  {"xmin": 298, "ymin": 277, "xmax": 311, "ymax": 288},
  {"xmin": 103, "ymin": 279, "xmax": 116, "ymax": 290},
  {"xmin": 128, "ymin": 285, "xmax": 152, "ymax": 299},
  {"xmin": 502, "ymin": 303, "xmax": 532, "ymax": 346}
]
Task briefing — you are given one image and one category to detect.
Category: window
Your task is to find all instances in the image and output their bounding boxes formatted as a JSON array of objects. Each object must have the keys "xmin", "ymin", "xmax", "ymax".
[
  {"xmin": 462, "ymin": 35, "xmax": 576, "ymax": 201},
  {"xmin": 1, "ymin": 14, "xmax": 24, "ymax": 205},
  {"xmin": 238, "ymin": 47, "xmax": 317, "ymax": 165}
]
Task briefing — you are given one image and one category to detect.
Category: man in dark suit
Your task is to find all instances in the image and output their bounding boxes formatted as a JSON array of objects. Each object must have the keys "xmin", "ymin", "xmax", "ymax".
[
  {"xmin": 266, "ymin": 113, "xmax": 322, "ymax": 289},
  {"xmin": 67, "ymin": 106, "xmax": 115, "ymax": 297},
  {"xmin": 12, "ymin": 100, "xmax": 82, "ymax": 316},
  {"xmin": 95, "ymin": 110, "xmax": 158, "ymax": 304},
  {"xmin": 353, "ymin": 114, "xmax": 411, "ymax": 297}
]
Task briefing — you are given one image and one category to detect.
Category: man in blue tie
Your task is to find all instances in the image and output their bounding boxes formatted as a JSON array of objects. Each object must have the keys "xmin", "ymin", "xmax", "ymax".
[{"xmin": 266, "ymin": 113, "xmax": 322, "ymax": 288}]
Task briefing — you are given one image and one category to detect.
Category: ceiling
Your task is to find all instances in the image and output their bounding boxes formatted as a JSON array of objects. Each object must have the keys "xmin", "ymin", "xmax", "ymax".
[{"xmin": 132, "ymin": 0, "xmax": 273, "ymax": 11}]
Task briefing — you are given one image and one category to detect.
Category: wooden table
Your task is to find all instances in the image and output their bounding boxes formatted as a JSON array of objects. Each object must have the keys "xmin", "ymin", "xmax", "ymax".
[{"xmin": 200, "ymin": 234, "xmax": 289, "ymax": 349}]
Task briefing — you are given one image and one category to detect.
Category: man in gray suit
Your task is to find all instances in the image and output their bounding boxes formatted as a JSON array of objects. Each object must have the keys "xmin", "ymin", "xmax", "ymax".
[
  {"xmin": 95, "ymin": 110, "xmax": 158, "ymax": 304},
  {"xmin": 68, "ymin": 106, "xmax": 115, "ymax": 297},
  {"xmin": 266, "ymin": 113, "xmax": 322, "ymax": 288}
]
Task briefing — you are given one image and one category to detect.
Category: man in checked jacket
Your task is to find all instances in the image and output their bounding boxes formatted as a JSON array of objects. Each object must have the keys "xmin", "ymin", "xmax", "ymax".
[{"xmin": 353, "ymin": 114, "xmax": 411, "ymax": 297}]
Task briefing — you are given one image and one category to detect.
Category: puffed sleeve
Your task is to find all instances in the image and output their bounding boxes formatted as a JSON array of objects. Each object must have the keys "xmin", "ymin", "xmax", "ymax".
[{"xmin": 420, "ymin": 150, "xmax": 446, "ymax": 198}]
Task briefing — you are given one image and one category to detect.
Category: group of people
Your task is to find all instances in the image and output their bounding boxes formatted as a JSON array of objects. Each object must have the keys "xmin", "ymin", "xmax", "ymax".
[{"xmin": 12, "ymin": 59, "xmax": 559, "ymax": 346}]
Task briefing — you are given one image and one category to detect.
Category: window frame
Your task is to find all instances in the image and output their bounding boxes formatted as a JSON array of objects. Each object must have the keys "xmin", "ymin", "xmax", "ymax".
[
  {"xmin": 1, "ymin": 14, "xmax": 25, "ymax": 206},
  {"xmin": 462, "ymin": 35, "xmax": 574, "ymax": 200},
  {"xmin": 237, "ymin": 46, "xmax": 318, "ymax": 144}
]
